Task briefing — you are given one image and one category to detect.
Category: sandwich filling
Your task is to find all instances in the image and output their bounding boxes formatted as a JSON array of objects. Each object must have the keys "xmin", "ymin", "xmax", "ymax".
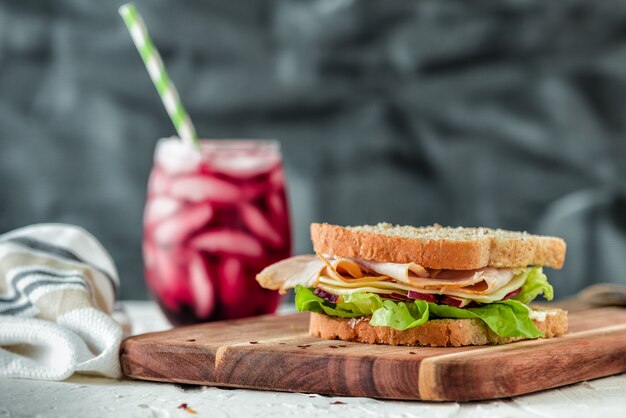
[{"xmin": 256, "ymin": 254, "xmax": 554, "ymax": 338}]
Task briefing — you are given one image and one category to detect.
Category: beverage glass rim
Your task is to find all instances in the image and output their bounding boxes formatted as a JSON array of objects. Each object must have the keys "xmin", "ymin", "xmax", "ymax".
[
  {"xmin": 157, "ymin": 137, "xmax": 280, "ymax": 151},
  {"xmin": 154, "ymin": 137, "xmax": 282, "ymax": 172}
]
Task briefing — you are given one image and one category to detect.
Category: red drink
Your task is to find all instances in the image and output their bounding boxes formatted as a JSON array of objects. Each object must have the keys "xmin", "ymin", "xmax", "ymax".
[{"xmin": 143, "ymin": 139, "xmax": 291, "ymax": 325}]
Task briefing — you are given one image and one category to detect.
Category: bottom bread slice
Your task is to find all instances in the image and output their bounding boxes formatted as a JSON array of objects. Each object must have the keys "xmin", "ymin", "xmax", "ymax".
[{"xmin": 309, "ymin": 308, "xmax": 568, "ymax": 347}]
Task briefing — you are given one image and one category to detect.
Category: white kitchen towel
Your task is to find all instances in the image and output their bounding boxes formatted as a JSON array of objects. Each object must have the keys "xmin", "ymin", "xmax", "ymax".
[{"xmin": 0, "ymin": 224, "xmax": 123, "ymax": 380}]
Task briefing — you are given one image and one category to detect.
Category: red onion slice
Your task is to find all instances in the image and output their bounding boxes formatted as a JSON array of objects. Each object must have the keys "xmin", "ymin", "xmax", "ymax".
[
  {"xmin": 438, "ymin": 296, "xmax": 479, "ymax": 309},
  {"xmin": 313, "ymin": 288, "xmax": 339, "ymax": 304},
  {"xmin": 386, "ymin": 292, "xmax": 411, "ymax": 301},
  {"xmin": 439, "ymin": 295, "xmax": 463, "ymax": 307},
  {"xmin": 503, "ymin": 288, "xmax": 521, "ymax": 300},
  {"xmin": 407, "ymin": 290, "xmax": 438, "ymax": 303}
]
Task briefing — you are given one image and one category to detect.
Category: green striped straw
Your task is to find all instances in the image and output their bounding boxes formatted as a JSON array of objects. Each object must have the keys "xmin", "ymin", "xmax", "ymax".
[{"xmin": 118, "ymin": 3, "xmax": 199, "ymax": 148}]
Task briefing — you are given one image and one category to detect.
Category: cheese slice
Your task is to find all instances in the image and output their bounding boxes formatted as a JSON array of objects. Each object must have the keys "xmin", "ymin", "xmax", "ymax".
[
  {"xmin": 318, "ymin": 276, "xmax": 408, "ymax": 290},
  {"xmin": 317, "ymin": 272, "xmax": 527, "ymax": 304},
  {"xmin": 317, "ymin": 284, "xmax": 398, "ymax": 295},
  {"xmin": 330, "ymin": 258, "xmax": 365, "ymax": 278}
]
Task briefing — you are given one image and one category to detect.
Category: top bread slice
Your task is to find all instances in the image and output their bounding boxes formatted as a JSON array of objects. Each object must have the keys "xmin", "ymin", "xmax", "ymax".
[{"xmin": 310, "ymin": 222, "xmax": 566, "ymax": 270}]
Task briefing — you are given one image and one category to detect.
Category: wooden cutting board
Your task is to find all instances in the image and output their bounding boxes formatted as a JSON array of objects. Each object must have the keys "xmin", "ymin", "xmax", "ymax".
[{"xmin": 120, "ymin": 307, "xmax": 626, "ymax": 401}]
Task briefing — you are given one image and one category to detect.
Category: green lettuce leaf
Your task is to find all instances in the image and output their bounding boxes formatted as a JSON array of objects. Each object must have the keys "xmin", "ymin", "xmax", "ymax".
[
  {"xmin": 370, "ymin": 300, "xmax": 430, "ymax": 331},
  {"xmin": 294, "ymin": 286, "xmax": 386, "ymax": 318},
  {"xmin": 294, "ymin": 286, "xmax": 544, "ymax": 338},
  {"xmin": 340, "ymin": 291, "xmax": 385, "ymax": 315},
  {"xmin": 428, "ymin": 300, "xmax": 542, "ymax": 338},
  {"xmin": 512, "ymin": 267, "xmax": 553, "ymax": 304},
  {"xmin": 295, "ymin": 285, "xmax": 362, "ymax": 318}
]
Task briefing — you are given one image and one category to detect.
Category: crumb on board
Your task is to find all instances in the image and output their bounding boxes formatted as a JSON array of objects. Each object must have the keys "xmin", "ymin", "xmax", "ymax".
[{"xmin": 178, "ymin": 403, "xmax": 197, "ymax": 414}]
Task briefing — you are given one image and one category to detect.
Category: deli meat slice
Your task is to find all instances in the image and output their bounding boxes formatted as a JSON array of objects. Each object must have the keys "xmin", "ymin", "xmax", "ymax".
[
  {"xmin": 353, "ymin": 258, "xmax": 428, "ymax": 283},
  {"xmin": 256, "ymin": 254, "xmax": 522, "ymax": 296},
  {"xmin": 424, "ymin": 268, "xmax": 520, "ymax": 295},
  {"xmin": 256, "ymin": 255, "xmax": 324, "ymax": 294},
  {"xmin": 348, "ymin": 258, "xmax": 519, "ymax": 295}
]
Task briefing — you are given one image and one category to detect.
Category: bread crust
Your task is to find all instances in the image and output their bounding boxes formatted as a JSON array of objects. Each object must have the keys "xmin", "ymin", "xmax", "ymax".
[
  {"xmin": 309, "ymin": 309, "xmax": 568, "ymax": 347},
  {"xmin": 311, "ymin": 223, "xmax": 566, "ymax": 270}
]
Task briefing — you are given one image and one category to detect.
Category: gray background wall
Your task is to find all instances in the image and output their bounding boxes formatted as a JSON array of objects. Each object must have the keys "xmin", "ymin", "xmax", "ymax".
[{"xmin": 1, "ymin": 0, "xmax": 626, "ymax": 299}]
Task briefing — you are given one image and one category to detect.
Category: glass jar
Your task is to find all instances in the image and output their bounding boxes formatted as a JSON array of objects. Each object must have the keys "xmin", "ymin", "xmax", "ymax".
[{"xmin": 142, "ymin": 138, "xmax": 291, "ymax": 325}]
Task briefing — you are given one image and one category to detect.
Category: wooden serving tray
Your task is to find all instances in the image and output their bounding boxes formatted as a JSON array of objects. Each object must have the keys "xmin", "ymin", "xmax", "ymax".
[{"xmin": 120, "ymin": 307, "xmax": 626, "ymax": 401}]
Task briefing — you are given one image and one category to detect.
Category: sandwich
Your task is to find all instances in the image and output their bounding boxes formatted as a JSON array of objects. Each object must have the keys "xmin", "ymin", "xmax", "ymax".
[{"xmin": 256, "ymin": 222, "xmax": 568, "ymax": 347}]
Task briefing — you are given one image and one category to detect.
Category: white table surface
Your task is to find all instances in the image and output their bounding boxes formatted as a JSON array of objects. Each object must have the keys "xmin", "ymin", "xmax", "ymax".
[{"xmin": 1, "ymin": 301, "xmax": 626, "ymax": 418}]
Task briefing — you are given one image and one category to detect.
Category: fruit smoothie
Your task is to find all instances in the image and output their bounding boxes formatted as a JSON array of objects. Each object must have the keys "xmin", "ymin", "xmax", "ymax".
[{"xmin": 143, "ymin": 138, "xmax": 291, "ymax": 325}]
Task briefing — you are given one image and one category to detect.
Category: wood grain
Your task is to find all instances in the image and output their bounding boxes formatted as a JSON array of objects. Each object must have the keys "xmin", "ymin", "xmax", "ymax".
[{"xmin": 120, "ymin": 307, "xmax": 626, "ymax": 401}]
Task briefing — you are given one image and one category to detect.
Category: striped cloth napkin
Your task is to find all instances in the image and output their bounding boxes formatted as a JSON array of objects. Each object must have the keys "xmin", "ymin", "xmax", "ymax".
[{"xmin": 0, "ymin": 224, "xmax": 123, "ymax": 380}]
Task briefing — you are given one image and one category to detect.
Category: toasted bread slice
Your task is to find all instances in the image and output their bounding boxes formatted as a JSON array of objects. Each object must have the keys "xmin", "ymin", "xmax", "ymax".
[
  {"xmin": 310, "ymin": 222, "xmax": 566, "ymax": 270},
  {"xmin": 309, "ymin": 308, "xmax": 567, "ymax": 347}
]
